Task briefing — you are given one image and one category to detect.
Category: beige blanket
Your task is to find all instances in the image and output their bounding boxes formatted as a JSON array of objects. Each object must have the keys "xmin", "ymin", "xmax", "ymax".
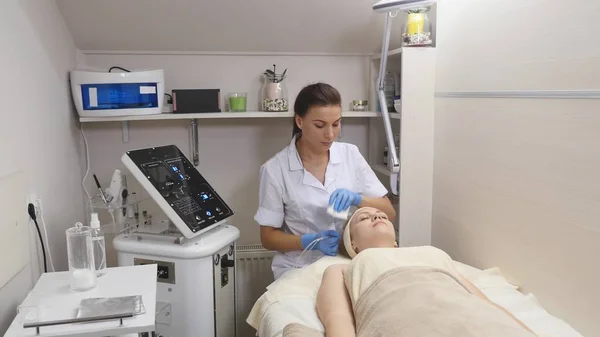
[{"xmin": 283, "ymin": 266, "xmax": 535, "ymax": 337}]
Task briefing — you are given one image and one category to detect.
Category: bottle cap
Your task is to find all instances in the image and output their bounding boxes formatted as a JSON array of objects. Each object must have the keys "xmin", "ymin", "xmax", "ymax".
[{"xmin": 90, "ymin": 213, "xmax": 100, "ymax": 229}]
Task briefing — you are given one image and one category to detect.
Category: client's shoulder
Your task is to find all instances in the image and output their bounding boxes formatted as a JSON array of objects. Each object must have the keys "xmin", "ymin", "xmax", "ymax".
[{"xmin": 398, "ymin": 245, "xmax": 452, "ymax": 259}]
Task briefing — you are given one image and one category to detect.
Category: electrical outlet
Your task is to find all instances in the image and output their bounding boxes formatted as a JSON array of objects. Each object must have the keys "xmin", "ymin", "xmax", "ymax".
[
  {"xmin": 25, "ymin": 193, "xmax": 43, "ymax": 217},
  {"xmin": 26, "ymin": 193, "xmax": 38, "ymax": 209}
]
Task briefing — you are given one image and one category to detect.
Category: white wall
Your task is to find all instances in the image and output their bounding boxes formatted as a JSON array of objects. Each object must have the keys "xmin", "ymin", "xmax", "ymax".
[
  {"xmin": 79, "ymin": 53, "xmax": 373, "ymax": 264},
  {"xmin": 0, "ymin": 0, "xmax": 83, "ymax": 334},
  {"xmin": 433, "ymin": 0, "xmax": 600, "ymax": 335},
  {"xmin": 55, "ymin": 0, "xmax": 398, "ymax": 54}
]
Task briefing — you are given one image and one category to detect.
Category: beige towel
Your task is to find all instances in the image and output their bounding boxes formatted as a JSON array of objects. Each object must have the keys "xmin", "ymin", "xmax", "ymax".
[
  {"xmin": 284, "ymin": 266, "xmax": 535, "ymax": 337},
  {"xmin": 346, "ymin": 246, "xmax": 460, "ymax": 305},
  {"xmin": 354, "ymin": 266, "xmax": 535, "ymax": 336}
]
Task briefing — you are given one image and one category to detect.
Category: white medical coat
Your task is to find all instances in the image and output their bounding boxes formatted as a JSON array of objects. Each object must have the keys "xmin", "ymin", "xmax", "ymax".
[{"xmin": 254, "ymin": 136, "xmax": 388, "ymax": 279}]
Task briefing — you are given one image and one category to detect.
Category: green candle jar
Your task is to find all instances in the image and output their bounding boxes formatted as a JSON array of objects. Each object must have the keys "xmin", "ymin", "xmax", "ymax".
[{"xmin": 228, "ymin": 92, "xmax": 247, "ymax": 112}]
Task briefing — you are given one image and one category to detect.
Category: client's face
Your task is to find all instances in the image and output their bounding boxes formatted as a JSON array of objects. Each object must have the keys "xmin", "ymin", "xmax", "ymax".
[{"xmin": 350, "ymin": 207, "xmax": 397, "ymax": 253}]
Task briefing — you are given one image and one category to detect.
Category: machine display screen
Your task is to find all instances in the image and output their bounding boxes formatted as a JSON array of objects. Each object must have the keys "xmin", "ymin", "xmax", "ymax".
[
  {"xmin": 145, "ymin": 163, "xmax": 175, "ymax": 183},
  {"xmin": 127, "ymin": 145, "xmax": 233, "ymax": 234}
]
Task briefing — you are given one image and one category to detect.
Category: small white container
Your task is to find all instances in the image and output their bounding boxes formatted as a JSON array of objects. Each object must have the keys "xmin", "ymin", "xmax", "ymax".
[
  {"xmin": 394, "ymin": 99, "xmax": 402, "ymax": 114},
  {"xmin": 352, "ymin": 100, "xmax": 368, "ymax": 112}
]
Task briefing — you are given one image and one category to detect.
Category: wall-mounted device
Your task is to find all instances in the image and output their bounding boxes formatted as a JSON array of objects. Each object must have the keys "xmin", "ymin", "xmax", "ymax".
[
  {"xmin": 114, "ymin": 145, "xmax": 239, "ymax": 337},
  {"xmin": 70, "ymin": 69, "xmax": 165, "ymax": 117}
]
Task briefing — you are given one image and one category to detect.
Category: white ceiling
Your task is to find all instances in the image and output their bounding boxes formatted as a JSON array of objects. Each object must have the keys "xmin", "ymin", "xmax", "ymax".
[{"xmin": 55, "ymin": 0, "xmax": 417, "ymax": 54}]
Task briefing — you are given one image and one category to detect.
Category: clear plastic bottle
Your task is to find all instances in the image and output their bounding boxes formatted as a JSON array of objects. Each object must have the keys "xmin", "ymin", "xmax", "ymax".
[{"xmin": 90, "ymin": 213, "xmax": 107, "ymax": 277}]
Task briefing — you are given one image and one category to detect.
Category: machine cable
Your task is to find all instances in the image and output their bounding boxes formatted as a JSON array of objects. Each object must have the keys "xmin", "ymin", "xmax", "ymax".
[{"xmin": 293, "ymin": 237, "xmax": 327, "ymax": 269}]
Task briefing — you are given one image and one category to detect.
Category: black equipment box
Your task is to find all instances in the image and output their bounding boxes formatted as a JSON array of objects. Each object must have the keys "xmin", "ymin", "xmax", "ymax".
[{"xmin": 172, "ymin": 89, "xmax": 221, "ymax": 113}]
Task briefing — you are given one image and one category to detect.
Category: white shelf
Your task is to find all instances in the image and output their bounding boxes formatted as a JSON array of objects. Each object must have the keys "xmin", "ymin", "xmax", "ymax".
[
  {"xmin": 372, "ymin": 163, "xmax": 392, "ymax": 177},
  {"xmin": 371, "ymin": 47, "xmax": 403, "ymax": 60},
  {"xmin": 79, "ymin": 111, "xmax": 380, "ymax": 123},
  {"xmin": 389, "ymin": 112, "xmax": 402, "ymax": 120}
]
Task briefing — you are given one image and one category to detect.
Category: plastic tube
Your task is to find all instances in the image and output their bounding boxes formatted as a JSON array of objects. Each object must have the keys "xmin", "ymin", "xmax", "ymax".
[{"xmin": 293, "ymin": 237, "xmax": 326, "ymax": 269}]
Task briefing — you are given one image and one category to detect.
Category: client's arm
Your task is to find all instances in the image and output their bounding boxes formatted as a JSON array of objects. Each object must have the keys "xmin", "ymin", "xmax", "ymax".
[
  {"xmin": 457, "ymin": 274, "xmax": 537, "ymax": 335},
  {"xmin": 316, "ymin": 264, "xmax": 356, "ymax": 337}
]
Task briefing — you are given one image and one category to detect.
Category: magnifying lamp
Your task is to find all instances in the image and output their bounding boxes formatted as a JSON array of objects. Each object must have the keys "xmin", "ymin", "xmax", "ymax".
[{"xmin": 372, "ymin": 0, "xmax": 438, "ymax": 195}]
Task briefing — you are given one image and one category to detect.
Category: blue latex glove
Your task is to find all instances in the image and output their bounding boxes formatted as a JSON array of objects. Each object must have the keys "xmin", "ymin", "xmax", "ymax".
[
  {"xmin": 329, "ymin": 188, "xmax": 363, "ymax": 212},
  {"xmin": 301, "ymin": 230, "xmax": 340, "ymax": 256}
]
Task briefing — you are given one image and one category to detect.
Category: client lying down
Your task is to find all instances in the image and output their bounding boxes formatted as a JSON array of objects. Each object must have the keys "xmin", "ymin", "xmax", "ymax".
[{"xmin": 284, "ymin": 207, "xmax": 537, "ymax": 337}]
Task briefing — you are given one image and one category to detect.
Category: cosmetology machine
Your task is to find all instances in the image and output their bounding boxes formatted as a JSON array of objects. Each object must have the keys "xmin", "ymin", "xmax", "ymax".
[
  {"xmin": 372, "ymin": 0, "xmax": 437, "ymax": 195},
  {"xmin": 113, "ymin": 145, "xmax": 240, "ymax": 337},
  {"xmin": 70, "ymin": 69, "xmax": 165, "ymax": 117}
]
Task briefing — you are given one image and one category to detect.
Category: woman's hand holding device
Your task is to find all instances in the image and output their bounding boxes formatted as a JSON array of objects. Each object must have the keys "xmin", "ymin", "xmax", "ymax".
[
  {"xmin": 301, "ymin": 230, "xmax": 340, "ymax": 256},
  {"xmin": 329, "ymin": 188, "xmax": 363, "ymax": 212}
]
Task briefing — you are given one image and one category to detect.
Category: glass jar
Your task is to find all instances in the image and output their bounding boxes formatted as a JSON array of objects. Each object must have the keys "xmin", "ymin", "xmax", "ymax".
[
  {"xmin": 261, "ymin": 75, "xmax": 289, "ymax": 112},
  {"xmin": 66, "ymin": 222, "xmax": 97, "ymax": 291},
  {"xmin": 402, "ymin": 7, "xmax": 433, "ymax": 47},
  {"xmin": 228, "ymin": 92, "xmax": 247, "ymax": 112},
  {"xmin": 352, "ymin": 100, "xmax": 368, "ymax": 111}
]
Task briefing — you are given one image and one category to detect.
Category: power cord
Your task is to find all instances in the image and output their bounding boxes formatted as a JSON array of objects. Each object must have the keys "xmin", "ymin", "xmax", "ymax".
[
  {"xmin": 34, "ymin": 201, "xmax": 56, "ymax": 272},
  {"xmin": 108, "ymin": 66, "xmax": 131, "ymax": 73},
  {"xmin": 164, "ymin": 93, "xmax": 173, "ymax": 104},
  {"xmin": 28, "ymin": 203, "xmax": 48, "ymax": 274}
]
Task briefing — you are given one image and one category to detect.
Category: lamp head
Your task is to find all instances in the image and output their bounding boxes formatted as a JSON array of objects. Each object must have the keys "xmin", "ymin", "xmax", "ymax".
[{"xmin": 373, "ymin": 0, "xmax": 437, "ymax": 13}]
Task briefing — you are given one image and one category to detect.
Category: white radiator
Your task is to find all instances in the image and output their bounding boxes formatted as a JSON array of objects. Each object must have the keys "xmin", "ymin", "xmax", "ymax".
[{"xmin": 236, "ymin": 244, "xmax": 275, "ymax": 337}]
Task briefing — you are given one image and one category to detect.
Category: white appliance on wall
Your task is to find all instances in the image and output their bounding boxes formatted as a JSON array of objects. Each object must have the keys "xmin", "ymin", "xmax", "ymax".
[
  {"xmin": 113, "ymin": 145, "xmax": 240, "ymax": 337},
  {"xmin": 70, "ymin": 69, "xmax": 165, "ymax": 117}
]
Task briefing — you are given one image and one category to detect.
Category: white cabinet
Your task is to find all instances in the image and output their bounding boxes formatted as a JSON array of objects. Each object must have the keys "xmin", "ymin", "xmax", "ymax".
[{"xmin": 368, "ymin": 47, "xmax": 437, "ymax": 247}]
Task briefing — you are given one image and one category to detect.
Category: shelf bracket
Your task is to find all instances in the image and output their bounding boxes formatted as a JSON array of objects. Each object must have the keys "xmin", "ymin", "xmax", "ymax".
[
  {"xmin": 190, "ymin": 119, "xmax": 199, "ymax": 166},
  {"xmin": 122, "ymin": 121, "xmax": 129, "ymax": 143}
]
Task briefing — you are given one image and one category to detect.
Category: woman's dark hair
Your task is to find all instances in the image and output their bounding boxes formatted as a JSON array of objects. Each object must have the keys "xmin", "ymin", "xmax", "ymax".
[{"xmin": 292, "ymin": 83, "xmax": 342, "ymax": 137}]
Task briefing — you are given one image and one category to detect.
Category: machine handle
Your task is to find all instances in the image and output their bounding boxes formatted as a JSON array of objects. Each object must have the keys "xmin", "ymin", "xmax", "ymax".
[
  {"xmin": 221, "ymin": 255, "xmax": 234, "ymax": 268},
  {"xmin": 23, "ymin": 312, "xmax": 133, "ymax": 335}
]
